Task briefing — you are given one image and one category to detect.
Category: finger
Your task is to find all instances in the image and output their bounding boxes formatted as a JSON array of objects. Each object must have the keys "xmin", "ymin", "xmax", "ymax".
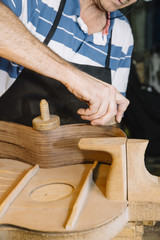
[
  {"xmin": 80, "ymin": 98, "xmax": 109, "ymax": 121},
  {"xmin": 78, "ymin": 85, "xmax": 115, "ymax": 121},
  {"xmin": 91, "ymin": 93, "xmax": 129, "ymax": 125},
  {"xmin": 91, "ymin": 116, "xmax": 117, "ymax": 126},
  {"xmin": 90, "ymin": 94, "xmax": 117, "ymax": 125},
  {"xmin": 90, "ymin": 106, "xmax": 117, "ymax": 125},
  {"xmin": 77, "ymin": 100, "xmax": 100, "ymax": 116},
  {"xmin": 115, "ymin": 93, "xmax": 130, "ymax": 123}
]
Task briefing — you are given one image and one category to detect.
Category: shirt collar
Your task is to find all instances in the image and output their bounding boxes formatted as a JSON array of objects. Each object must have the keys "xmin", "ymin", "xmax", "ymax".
[
  {"xmin": 77, "ymin": 11, "xmax": 112, "ymax": 46},
  {"xmin": 71, "ymin": 0, "xmax": 115, "ymax": 46}
]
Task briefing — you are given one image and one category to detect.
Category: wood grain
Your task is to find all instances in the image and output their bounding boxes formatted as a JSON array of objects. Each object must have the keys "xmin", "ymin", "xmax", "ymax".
[
  {"xmin": 0, "ymin": 120, "xmax": 129, "ymax": 239},
  {"xmin": 78, "ymin": 137, "xmax": 127, "ymax": 201},
  {"xmin": 65, "ymin": 161, "xmax": 98, "ymax": 229},
  {"xmin": 127, "ymin": 139, "xmax": 160, "ymax": 203},
  {"xmin": 0, "ymin": 159, "xmax": 128, "ymax": 237},
  {"xmin": 32, "ymin": 99, "xmax": 60, "ymax": 131},
  {"xmin": 0, "ymin": 164, "xmax": 39, "ymax": 218},
  {"xmin": 0, "ymin": 121, "xmax": 125, "ymax": 168}
]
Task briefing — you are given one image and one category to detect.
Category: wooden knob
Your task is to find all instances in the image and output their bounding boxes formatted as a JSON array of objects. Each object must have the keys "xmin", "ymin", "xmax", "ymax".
[{"xmin": 32, "ymin": 99, "xmax": 60, "ymax": 131}]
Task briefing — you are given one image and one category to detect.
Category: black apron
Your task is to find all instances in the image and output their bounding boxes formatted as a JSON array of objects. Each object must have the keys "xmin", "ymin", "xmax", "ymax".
[{"xmin": 0, "ymin": 0, "xmax": 112, "ymax": 126}]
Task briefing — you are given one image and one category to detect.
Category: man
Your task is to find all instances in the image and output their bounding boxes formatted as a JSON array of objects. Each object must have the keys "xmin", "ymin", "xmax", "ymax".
[{"xmin": 0, "ymin": 0, "xmax": 136, "ymax": 125}]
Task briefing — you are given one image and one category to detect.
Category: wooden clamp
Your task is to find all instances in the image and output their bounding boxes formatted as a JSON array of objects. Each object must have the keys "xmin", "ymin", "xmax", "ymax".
[
  {"xmin": 127, "ymin": 139, "xmax": 160, "ymax": 221},
  {"xmin": 78, "ymin": 137, "xmax": 160, "ymax": 222}
]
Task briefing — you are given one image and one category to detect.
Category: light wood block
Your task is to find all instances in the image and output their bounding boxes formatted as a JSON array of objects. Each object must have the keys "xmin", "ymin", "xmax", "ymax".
[
  {"xmin": 127, "ymin": 139, "xmax": 160, "ymax": 203},
  {"xmin": 78, "ymin": 137, "xmax": 127, "ymax": 201},
  {"xmin": 127, "ymin": 139, "xmax": 160, "ymax": 221}
]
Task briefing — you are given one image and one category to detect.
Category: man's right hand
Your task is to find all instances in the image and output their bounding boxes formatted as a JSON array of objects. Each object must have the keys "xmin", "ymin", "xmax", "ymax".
[{"xmin": 63, "ymin": 69, "xmax": 130, "ymax": 126}]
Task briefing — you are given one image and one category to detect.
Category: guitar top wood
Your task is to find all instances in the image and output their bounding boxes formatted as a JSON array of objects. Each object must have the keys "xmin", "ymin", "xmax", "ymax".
[{"xmin": 0, "ymin": 159, "xmax": 128, "ymax": 233}]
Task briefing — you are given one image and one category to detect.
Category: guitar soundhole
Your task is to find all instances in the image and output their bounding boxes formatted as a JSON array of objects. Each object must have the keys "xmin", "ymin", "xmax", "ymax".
[{"xmin": 30, "ymin": 183, "xmax": 74, "ymax": 202}]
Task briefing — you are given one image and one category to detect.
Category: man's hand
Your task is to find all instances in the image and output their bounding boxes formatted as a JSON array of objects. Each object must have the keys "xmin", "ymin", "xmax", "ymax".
[{"xmin": 64, "ymin": 70, "xmax": 129, "ymax": 126}]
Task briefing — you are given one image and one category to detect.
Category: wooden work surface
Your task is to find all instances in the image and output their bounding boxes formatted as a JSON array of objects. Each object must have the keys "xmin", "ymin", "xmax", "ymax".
[{"xmin": 0, "ymin": 159, "xmax": 128, "ymax": 235}]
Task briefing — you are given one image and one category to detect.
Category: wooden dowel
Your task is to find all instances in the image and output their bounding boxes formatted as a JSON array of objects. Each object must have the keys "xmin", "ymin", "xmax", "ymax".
[
  {"xmin": 40, "ymin": 99, "xmax": 50, "ymax": 121},
  {"xmin": 0, "ymin": 164, "xmax": 39, "ymax": 218},
  {"xmin": 65, "ymin": 161, "xmax": 98, "ymax": 230}
]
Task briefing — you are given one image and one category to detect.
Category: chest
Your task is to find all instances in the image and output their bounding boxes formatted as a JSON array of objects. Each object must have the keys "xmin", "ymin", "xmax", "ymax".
[{"xmin": 26, "ymin": 0, "xmax": 112, "ymax": 66}]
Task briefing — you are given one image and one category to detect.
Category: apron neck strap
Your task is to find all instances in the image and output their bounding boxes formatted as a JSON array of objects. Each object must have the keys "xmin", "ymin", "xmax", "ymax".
[
  {"xmin": 43, "ymin": 0, "xmax": 66, "ymax": 45},
  {"xmin": 105, "ymin": 30, "xmax": 112, "ymax": 69}
]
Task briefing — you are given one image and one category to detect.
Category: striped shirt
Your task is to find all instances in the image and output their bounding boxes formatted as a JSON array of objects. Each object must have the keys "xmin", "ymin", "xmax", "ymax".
[{"xmin": 0, "ymin": 0, "xmax": 134, "ymax": 97}]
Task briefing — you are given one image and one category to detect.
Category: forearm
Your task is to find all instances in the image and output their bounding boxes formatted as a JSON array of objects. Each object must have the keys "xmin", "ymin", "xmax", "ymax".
[{"xmin": 0, "ymin": 2, "xmax": 79, "ymax": 85}]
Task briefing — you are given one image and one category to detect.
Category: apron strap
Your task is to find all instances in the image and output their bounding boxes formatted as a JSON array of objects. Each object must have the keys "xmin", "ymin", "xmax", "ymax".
[
  {"xmin": 105, "ymin": 30, "xmax": 112, "ymax": 69},
  {"xmin": 43, "ymin": 0, "xmax": 66, "ymax": 45}
]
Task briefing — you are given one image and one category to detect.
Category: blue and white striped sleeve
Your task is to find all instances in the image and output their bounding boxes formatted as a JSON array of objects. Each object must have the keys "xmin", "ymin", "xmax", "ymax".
[
  {"xmin": 1, "ymin": 0, "xmax": 39, "ymax": 22},
  {"xmin": 1, "ymin": 0, "xmax": 22, "ymax": 17}
]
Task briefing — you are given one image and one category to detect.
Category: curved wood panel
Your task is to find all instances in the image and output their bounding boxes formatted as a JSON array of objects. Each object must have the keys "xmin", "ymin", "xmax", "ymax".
[{"xmin": 0, "ymin": 122, "xmax": 126, "ymax": 168}]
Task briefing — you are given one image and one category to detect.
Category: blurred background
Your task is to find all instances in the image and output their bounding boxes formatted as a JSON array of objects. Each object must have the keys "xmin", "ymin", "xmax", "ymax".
[{"xmin": 121, "ymin": 0, "xmax": 160, "ymax": 176}]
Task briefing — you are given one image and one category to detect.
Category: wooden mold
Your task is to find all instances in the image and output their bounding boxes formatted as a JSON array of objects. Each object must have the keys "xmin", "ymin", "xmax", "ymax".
[
  {"xmin": 0, "ymin": 100, "xmax": 129, "ymax": 239},
  {"xmin": 0, "ymin": 122, "xmax": 125, "ymax": 168},
  {"xmin": 0, "ymin": 100, "xmax": 160, "ymax": 240}
]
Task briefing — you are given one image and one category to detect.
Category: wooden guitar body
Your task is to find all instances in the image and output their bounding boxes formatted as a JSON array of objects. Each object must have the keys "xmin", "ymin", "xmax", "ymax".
[
  {"xmin": 1, "ymin": 114, "xmax": 159, "ymax": 240},
  {"xmin": 0, "ymin": 121, "xmax": 128, "ymax": 240},
  {"xmin": 0, "ymin": 159, "xmax": 128, "ymax": 240}
]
